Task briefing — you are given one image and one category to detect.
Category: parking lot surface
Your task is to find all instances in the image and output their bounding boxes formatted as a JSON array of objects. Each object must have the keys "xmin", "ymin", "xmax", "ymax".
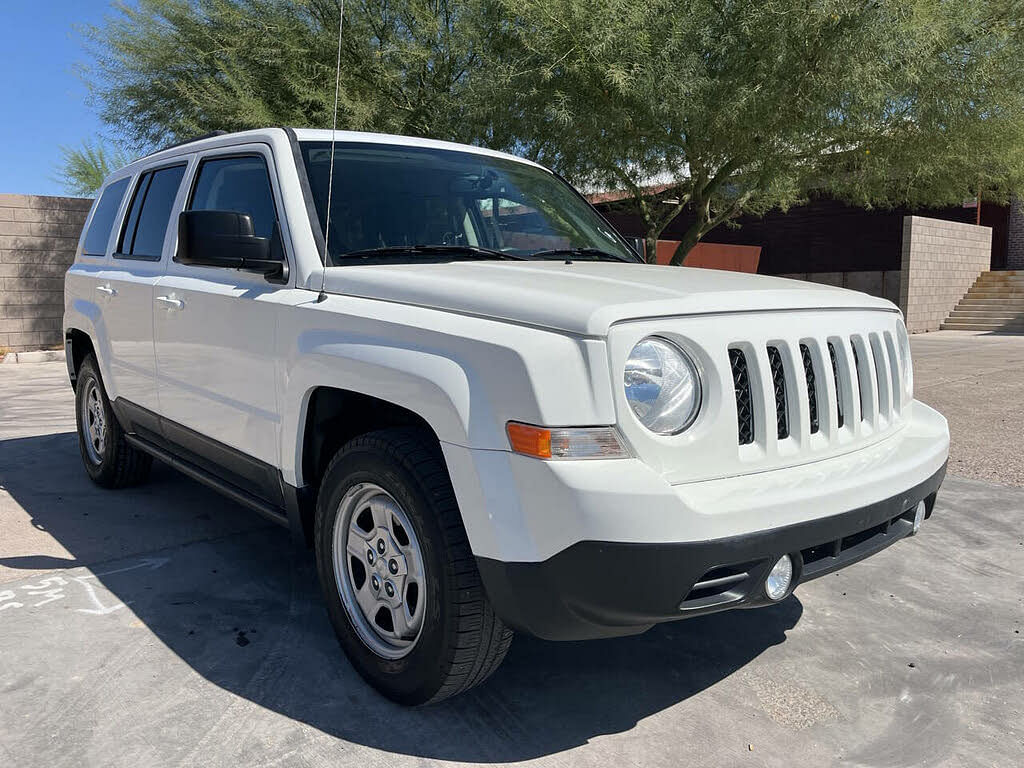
[
  {"xmin": 1, "ymin": 335, "xmax": 1022, "ymax": 767},
  {"xmin": 911, "ymin": 331, "xmax": 1024, "ymax": 487}
]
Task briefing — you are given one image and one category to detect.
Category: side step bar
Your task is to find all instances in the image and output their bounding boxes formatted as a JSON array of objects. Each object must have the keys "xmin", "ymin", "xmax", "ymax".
[{"xmin": 125, "ymin": 434, "xmax": 289, "ymax": 528}]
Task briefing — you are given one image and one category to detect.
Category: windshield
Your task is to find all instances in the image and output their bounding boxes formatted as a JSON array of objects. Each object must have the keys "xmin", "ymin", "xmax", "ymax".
[{"xmin": 298, "ymin": 141, "xmax": 640, "ymax": 264}]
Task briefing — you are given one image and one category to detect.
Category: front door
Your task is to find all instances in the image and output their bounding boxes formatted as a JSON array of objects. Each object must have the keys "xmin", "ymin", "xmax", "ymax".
[{"xmin": 153, "ymin": 146, "xmax": 290, "ymax": 502}]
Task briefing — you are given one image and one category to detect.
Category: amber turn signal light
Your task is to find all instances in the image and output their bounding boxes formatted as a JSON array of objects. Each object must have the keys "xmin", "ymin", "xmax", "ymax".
[
  {"xmin": 506, "ymin": 422, "xmax": 629, "ymax": 460},
  {"xmin": 507, "ymin": 422, "xmax": 553, "ymax": 458}
]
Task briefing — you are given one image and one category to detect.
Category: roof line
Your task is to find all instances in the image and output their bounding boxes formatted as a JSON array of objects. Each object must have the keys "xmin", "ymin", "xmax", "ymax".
[{"xmin": 141, "ymin": 130, "xmax": 229, "ymax": 160}]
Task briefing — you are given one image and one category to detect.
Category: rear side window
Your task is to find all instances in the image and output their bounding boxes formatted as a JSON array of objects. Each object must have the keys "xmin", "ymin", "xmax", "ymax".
[
  {"xmin": 117, "ymin": 164, "xmax": 187, "ymax": 260},
  {"xmin": 188, "ymin": 155, "xmax": 277, "ymax": 238},
  {"xmin": 82, "ymin": 178, "xmax": 130, "ymax": 257}
]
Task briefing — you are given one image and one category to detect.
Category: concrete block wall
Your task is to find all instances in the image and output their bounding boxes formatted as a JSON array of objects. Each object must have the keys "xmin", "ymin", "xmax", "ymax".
[
  {"xmin": 0, "ymin": 194, "xmax": 92, "ymax": 353},
  {"xmin": 899, "ymin": 215, "xmax": 992, "ymax": 333}
]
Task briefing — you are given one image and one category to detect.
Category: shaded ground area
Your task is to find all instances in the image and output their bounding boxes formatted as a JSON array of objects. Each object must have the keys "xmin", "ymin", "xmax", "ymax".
[{"xmin": 0, "ymin": 352, "xmax": 1021, "ymax": 767}]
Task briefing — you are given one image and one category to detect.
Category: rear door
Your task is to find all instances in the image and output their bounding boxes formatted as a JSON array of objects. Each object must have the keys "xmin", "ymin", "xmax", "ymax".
[
  {"xmin": 153, "ymin": 144, "xmax": 291, "ymax": 502},
  {"xmin": 69, "ymin": 176, "xmax": 130, "ymax": 386},
  {"xmin": 102, "ymin": 163, "xmax": 188, "ymax": 413}
]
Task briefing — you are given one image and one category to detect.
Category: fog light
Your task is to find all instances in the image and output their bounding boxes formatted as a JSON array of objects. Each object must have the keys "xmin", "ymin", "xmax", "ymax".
[
  {"xmin": 912, "ymin": 501, "xmax": 926, "ymax": 534},
  {"xmin": 765, "ymin": 555, "xmax": 793, "ymax": 601}
]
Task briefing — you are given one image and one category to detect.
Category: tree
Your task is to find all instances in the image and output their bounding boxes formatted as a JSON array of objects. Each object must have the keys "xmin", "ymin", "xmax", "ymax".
[
  {"xmin": 486, "ymin": 0, "xmax": 1024, "ymax": 263},
  {"xmin": 55, "ymin": 139, "xmax": 130, "ymax": 196},
  {"xmin": 81, "ymin": 0, "xmax": 494, "ymax": 151},
  {"xmin": 78, "ymin": 0, "xmax": 1024, "ymax": 264}
]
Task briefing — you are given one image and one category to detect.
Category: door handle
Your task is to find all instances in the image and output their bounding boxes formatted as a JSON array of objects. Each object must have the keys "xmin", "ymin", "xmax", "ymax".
[
  {"xmin": 96, "ymin": 285, "xmax": 116, "ymax": 296},
  {"xmin": 155, "ymin": 295, "xmax": 184, "ymax": 310}
]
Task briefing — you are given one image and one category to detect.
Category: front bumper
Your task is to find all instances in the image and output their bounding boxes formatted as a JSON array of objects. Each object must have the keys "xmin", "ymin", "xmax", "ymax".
[{"xmin": 477, "ymin": 462, "xmax": 945, "ymax": 640}]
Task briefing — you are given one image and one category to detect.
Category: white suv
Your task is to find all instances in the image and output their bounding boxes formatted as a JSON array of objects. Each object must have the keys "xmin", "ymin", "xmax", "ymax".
[{"xmin": 64, "ymin": 128, "xmax": 949, "ymax": 704}]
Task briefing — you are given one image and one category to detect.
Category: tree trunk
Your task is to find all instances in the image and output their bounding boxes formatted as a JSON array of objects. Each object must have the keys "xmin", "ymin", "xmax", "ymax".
[
  {"xmin": 643, "ymin": 233, "xmax": 660, "ymax": 264},
  {"xmin": 668, "ymin": 220, "xmax": 706, "ymax": 266},
  {"xmin": 667, "ymin": 192, "xmax": 750, "ymax": 266}
]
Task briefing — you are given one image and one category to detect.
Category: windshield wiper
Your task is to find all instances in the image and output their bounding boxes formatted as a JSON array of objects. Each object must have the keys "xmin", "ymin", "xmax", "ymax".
[
  {"xmin": 529, "ymin": 247, "xmax": 636, "ymax": 263},
  {"xmin": 336, "ymin": 245, "xmax": 528, "ymax": 262}
]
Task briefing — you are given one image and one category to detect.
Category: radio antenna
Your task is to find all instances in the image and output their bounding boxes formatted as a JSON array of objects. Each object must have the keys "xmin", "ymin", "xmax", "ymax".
[{"xmin": 317, "ymin": 0, "xmax": 345, "ymax": 303}]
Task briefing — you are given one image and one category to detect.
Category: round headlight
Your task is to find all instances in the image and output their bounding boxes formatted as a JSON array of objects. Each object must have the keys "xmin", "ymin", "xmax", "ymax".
[
  {"xmin": 896, "ymin": 320, "xmax": 913, "ymax": 402},
  {"xmin": 624, "ymin": 337, "xmax": 701, "ymax": 434}
]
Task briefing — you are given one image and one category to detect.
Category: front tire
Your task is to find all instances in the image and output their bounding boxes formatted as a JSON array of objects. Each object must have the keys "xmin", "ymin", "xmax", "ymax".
[
  {"xmin": 75, "ymin": 354, "xmax": 152, "ymax": 488},
  {"xmin": 314, "ymin": 428, "xmax": 512, "ymax": 705}
]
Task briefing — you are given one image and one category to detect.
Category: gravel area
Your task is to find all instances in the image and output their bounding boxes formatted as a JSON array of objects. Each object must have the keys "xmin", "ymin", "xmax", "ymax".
[{"xmin": 911, "ymin": 330, "xmax": 1024, "ymax": 487}]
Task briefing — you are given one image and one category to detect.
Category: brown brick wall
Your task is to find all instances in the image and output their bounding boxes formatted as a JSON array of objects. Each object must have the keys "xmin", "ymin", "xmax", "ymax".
[
  {"xmin": 0, "ymin": 193, "xmax": 93, "ymax": 353},
  {"xmin": 899, "ymin": 216, "xmax": 992, "ymax": 333}
]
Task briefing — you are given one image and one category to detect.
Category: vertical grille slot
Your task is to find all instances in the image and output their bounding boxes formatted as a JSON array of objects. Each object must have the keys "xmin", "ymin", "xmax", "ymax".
[
  {"xmin": 766, "ymin": 345, "xmax": 789, "ymax": 440},
  {"xmin": 729, "ymin": 348, "xmax": 754, "ymax": 445},
  {"xmin": 870, "ymin": 334, "xmax": 892, "ymax": 419},
  {"xmin": 827, "ymin": 341, "xmax": 844, "ymax": 428},
  {"xmin": 883, "ymin": 331, "xmax": 902, "ymax": 412},
  {"xmin": 850, "ymin": 339, "xmax": 866, "ymax": 421},
  {"xmin": 799, "ymin": 344, "xmax": 819, "ymax": 434}
]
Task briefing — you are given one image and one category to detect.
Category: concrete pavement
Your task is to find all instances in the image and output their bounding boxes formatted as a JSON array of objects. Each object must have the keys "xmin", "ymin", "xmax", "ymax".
[{"xmin": 0, "ymin": 341, "xmax": 1022, "ymax": 767}]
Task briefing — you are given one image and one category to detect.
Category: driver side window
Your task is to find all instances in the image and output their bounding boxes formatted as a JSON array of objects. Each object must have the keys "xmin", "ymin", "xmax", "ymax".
[{"xmin": 189, "ymin": 155, "xmax": 277, "ymax": 239}]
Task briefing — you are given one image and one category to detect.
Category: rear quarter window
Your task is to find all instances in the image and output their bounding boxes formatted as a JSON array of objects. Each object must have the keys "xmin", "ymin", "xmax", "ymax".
[{"xmin": 82, "ymin": 178, "xmax": 130, "ymax": 257}]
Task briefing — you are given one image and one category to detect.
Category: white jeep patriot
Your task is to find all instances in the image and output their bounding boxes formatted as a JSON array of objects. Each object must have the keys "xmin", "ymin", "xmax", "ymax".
[{"xmin": 64, "ymin": 128, "xmax": 949, "ymax": 704}]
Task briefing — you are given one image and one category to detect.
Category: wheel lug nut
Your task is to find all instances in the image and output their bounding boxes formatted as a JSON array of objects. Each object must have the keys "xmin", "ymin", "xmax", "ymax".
[
  {"xmin": 371, "ymin": 575, "xmax": 380, "ymax": 591},
  {"xmin": 377, "ymin": 539, "xmax": 386, "ymax": 554},
  {"xmin": 388, "ymin": 559, "xmax": 398, "ymax": 574},
  {"xmin": 384, "ymin": 581, "xmax": 395, "ymax": 598},
  {"xmin": 367, "ymin": 549, "xmax": 375, "ymax": 564}
]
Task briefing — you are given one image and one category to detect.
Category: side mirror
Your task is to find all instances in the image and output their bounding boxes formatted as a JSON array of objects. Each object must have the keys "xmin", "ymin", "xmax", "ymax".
[{"xmin": 177, "ymin": 210, "xmax": 288, "ymax": 282}]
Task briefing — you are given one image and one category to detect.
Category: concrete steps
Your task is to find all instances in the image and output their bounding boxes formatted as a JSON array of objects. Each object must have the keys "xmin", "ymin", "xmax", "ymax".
[
  {"xmin": 957, "ymin": 297, "xmax": 1024, "ymax": 305},
  {"xmin": 941, "ymin": 270, "xmax": 1024, "ymax": 332},
  {"xmin": 961, "ymin": 291, "xmax": 1024, "ymax": 298},
  {"xmin": 942, "ymin": 320, "xmax": 1024, "ymax": 332},
  {"xmin": 947, "ymin": 313, "xmax": 1024, "ymax": 322},
  {"xmin": 951, "ymin": 304, "xmax": 1024, "ymax": 314},
  {"xmin": 967, "ymin": 272, "xmax": 1024, "ymax": 278}
]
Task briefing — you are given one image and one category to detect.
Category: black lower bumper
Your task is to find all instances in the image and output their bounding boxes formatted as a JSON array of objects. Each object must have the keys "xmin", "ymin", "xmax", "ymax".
[{"xmin": 477, "ymin": 463, "xmax": 946, "ymax": 641}]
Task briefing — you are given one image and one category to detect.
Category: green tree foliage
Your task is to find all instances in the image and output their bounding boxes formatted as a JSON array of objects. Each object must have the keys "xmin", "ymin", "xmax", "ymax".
[
  {"xmin": 487, "ymin": 0, "xmax": 1024, "ymax": 263},
  {"xmin": 55, "ymin": 139, "xmax": 130, "ymax": 196},
  {"xmin": 82, "ymin": 0, "xmax": 491, "ymax": 150},
  {"xmin": 78, "ymin": 1, "xmax": 1024, "ymax": 264}
]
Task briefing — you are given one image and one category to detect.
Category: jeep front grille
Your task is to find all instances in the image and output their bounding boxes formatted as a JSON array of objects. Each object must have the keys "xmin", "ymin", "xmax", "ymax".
[
  {"xmin": 827, "ymin": 341, "xmax": 844, "ymax": 428},
  {"xmin": 799, "ymin": 344, "xmax": 819, "ymax": 434},
  {"xmin": 767, "ymin": 345, "xmax": 789, "ymax": 440},
  {"xmin": 729, "ymin": 348, "xmax": 755, "ymax": 445},
  {"xmin": 851, "ymin": 341, "xmax": 865, "ymax": 420},
  {"xmin": 730, "ymin": 332, "xmax": 903, "ymax": 447}
]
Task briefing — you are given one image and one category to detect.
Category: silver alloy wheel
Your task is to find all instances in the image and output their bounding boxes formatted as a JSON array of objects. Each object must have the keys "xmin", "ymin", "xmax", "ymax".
[
  {"xmin": 332, "ymin": 482, "xmax": 427, "ymax": 659},
  {"xmin": 80, "ymin": 379, "xmax": 107, "ymax": 465}
]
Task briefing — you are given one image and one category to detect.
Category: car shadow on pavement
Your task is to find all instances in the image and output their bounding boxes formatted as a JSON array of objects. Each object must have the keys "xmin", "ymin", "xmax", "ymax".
[{"xmin": 1, "ymin": 432, "xmax": 802, "ymax": 763}]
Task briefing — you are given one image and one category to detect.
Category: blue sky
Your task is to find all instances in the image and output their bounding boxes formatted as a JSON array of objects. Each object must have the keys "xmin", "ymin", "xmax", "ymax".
[{"xmin": 0, "ymin": 1, "xmax": 114, "ymax": 196}]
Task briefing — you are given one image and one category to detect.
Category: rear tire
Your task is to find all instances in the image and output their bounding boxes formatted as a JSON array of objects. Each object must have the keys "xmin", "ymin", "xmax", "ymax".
[
  {"xmin": 75, "ymin": 354, "xmax": 152, "ymax": 488},
  {"xmin": 314, "ymin": 427, "xmax": 512, "ymax": 705}
]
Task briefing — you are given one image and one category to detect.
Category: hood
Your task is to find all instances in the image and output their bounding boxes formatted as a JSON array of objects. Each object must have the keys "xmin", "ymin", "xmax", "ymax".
[{"xmin": 320, "ymin": 261, "xmax": 896, "ymax": 336}]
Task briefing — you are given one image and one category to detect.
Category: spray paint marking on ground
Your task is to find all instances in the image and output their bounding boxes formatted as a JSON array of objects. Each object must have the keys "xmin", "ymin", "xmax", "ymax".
[{"xmin": 0, "ymin": 557, "xmax": 169, "ymax": 616}]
